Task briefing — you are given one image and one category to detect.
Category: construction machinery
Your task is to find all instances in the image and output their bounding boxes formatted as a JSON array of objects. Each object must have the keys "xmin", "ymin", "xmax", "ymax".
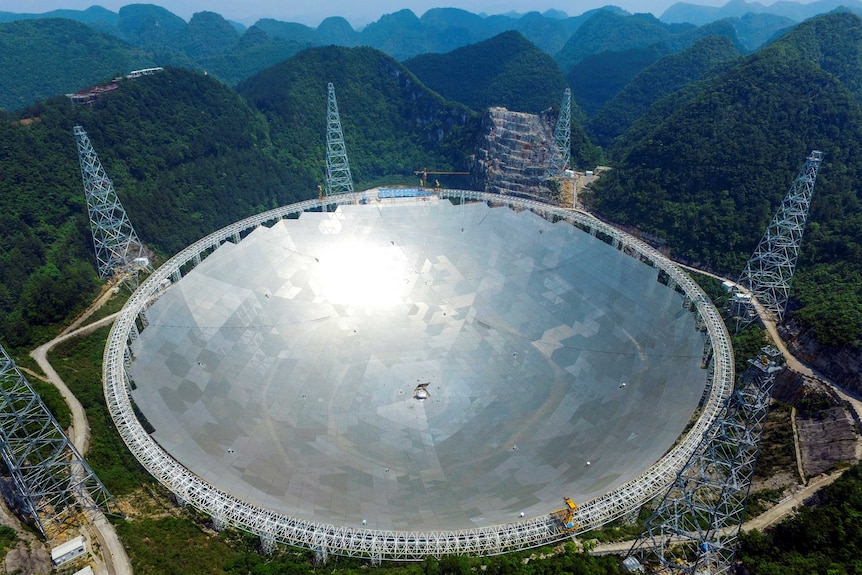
[
  {"xmin": 551, "ymin": 497, "xmax": 578, "ymax": 532},
  {"xmin": 414, "ymin": 168, "xmax": 470, "ymax": 189}
]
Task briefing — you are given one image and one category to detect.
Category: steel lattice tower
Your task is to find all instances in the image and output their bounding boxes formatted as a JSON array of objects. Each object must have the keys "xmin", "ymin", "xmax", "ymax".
[
  {"xmin": 74, "ymin": 125, "xmax": 148, "ymax": 280},
  {"xmin": 737, "ymin": 150, "xmax": 823, "ymax": 323},
  {"xmin": 0, "ymin": 343, "xmax": 121, "ymax": 538},
  {"xmin": 623, "ymin": 347, "xmax": 783, "ymax": 574},
  {"xmin": 324, "ymin": 83, "xmax": 354, "ymax": 197},
  {"xmin": 548, "ymin": 88, "xmax": 572, "ymax": 178}
]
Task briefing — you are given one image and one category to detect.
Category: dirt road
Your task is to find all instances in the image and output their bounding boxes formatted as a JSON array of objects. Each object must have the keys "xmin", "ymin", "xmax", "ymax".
[{"xmin": 30, "ymin": 312, "xmax": 132, "ymax": 575}]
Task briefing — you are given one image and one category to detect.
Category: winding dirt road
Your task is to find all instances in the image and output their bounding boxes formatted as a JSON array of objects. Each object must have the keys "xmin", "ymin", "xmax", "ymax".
[{"xmin": 30, "ymin": 311, "xmax": 132, "ymax": 575}]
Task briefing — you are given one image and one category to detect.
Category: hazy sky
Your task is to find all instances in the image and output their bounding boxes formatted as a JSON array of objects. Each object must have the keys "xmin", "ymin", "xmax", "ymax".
[{"xmin": 0, "ymin": 0, "xmax": 806, "ymax": 27}]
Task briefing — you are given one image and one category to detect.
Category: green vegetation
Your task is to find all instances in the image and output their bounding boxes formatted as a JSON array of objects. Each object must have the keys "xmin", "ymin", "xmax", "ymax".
[
  {"xmin": 745, "ymin": 487, "xmax": 785, "ymax": 520},
  {"xmin": 588, "ymin": 35, "xmax": 741, "ymax": 146},
  {"xmin": 116, "ymin": 515, "xmax": 240, "ymax": 575},
  {"xmin": 0, "ymin": 66, "xmax": 303, "ymax": 350},
  {"xmin": 0, "ymin": 526, "xmax": 17, "ymax": 556},
  {"xmin": 29, "ymin": 377, "xmax": 71, "ymax": 430},
  {"xmin": 48, "ymin": 326, "xmax": 153, "ymax": 495},
  {"xmin": 236, "ymin": 46, "xmax": 477, "ymax": 189},
  {"xmin": 116, "ymin": 513, "xmax": 626, "ymax": 575},
  {"xmin": 796, "ymin": 387, "xmax": 835, "ymax": 420},
  {"xmin": 568, "ymin": 44, "xmax": 671, "ymax": 118},
  {"xmin": 554, "ymin": 11, "xmax": 682, "ymax": 72},
  {"xmin": 755, "ymin": 403, "xmax": 797, "ymax": 479},
  {"xmin": 404, "ymin": 31, "xmax": 569, "ymax": 114},
  {"xmin": 589, "ymin": 12, "xmax": 862, "ymax": 347},
  {"xmin": 588, "ymin": 506, "xmax": 653, "ymax": 543},
  {"xmin": 0, "ymin": 18, "xmax": 156, "ymax": 112},
  {"xmin": 2, "ymin": 4, "xmax": 801, "ymax": 112},
  {"xmin": 738, "ymin": 462, "xmax": 862, "ymax": 573}
]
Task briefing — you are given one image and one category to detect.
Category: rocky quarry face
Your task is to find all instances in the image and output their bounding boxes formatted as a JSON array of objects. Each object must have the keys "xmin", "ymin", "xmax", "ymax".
[
  {"xmin": 774, "ymin": 369, "xmax": 860, "ymax": 478},
  {"xmin": 472, "ymin": 107, "xmax": 557, "ymax": 203},
  {"xmin": 780, "ymin": 318, "xmax": 862, "ymax": 396}
]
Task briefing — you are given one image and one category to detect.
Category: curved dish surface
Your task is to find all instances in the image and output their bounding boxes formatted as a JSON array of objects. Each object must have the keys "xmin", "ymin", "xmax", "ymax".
[{"xmin": 129, "ymin": 196, "xmax": 705, "ymax": 530}]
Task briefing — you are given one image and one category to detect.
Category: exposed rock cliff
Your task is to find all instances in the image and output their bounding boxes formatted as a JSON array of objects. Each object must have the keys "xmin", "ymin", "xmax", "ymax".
[
  {"xmin": 780, "ymin": 318, "xmax": 862, "ymax": 396},
  {"xmin": 774, "ymin": 369, "xmax": 860, "ymax": 478},
  {"xmin": 472, "ymin": 107, "xmax": 557, "ymax": 203}
]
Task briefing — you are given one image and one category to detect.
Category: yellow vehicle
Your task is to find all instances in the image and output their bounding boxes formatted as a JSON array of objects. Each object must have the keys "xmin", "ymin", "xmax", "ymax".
[{"xmin": 551, "ymin": 497, "xmax": 578, "ymax": 532}]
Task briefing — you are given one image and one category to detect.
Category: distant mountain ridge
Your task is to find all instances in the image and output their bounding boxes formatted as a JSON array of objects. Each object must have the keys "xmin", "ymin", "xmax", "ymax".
[
  {"xmin": 0, "ymin": 0, "xmax": 838, "ymax": 65},
  {"xmin": 661, "ymin": 0, "xmax": 862, "ymax": 25},
  {"xmin": 403, "ymin": 31, "xmax": 568, "ymax": 114}
]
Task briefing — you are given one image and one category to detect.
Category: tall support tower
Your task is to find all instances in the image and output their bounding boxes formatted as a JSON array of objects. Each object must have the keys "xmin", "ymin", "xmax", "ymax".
[
  {"xmin": 737, "ymin": 150, "xmax": 823, "ymax": 323},
  {"xmin": 74, "ymin": 126, "xmax": 149, "ymax": 282},
  {"xmin": 324, "ymin": 83, "xmax": 354, "ymax": 197},
  {"xmin": 0, "ymin": 342, "xmax": 121, "ymax": 538},
  {"xmin": 623, "ymin": 347, "xmax": 784, "ymax": 574},
  {"xmin": 548, "ymin": 88, "xmax": 571, "ymax": 178}
]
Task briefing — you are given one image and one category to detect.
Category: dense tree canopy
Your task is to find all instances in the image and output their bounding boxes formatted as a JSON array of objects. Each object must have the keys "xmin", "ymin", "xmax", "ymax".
[
  {"xmin": 405, "ymin": 31, "xmax": 569, "ymax": 114},
  {"xmin": 587, "ymin": 12, "xmax": 862, "ymax": 346},
  {"xmin": 0, "ymin": 67, "xmax": 304, "ymax": 347},
  {"xmin": 237, "ymin": 46, "xmax": 477, "ymax": 189},
  {"xmin": 738, "ymin": 462, "xmax": 862, "ymax": 573},
  {"xmin": 587, "ymin": 35, "xmax": 741, "ymax": 147}
]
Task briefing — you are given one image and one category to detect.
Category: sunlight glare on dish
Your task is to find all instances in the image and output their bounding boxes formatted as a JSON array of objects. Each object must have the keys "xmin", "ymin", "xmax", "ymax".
[{"xmin": 314, "ymin": 242, "xmax": 414, "ymax": 307}]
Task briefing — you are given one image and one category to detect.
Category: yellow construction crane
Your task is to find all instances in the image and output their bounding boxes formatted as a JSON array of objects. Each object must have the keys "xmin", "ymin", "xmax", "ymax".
[
  {"xmin": 551, "ymin": 497, "xmax": 578, "ymax": 532},
  {"xmin": 414, "ymin": 168, "xmax": 470, "ymax": 189}
]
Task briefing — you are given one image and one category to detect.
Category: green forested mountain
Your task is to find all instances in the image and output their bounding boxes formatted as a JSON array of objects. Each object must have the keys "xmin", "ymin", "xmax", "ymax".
[
  {"xmin": 590, "ymin": 12, "xmax": 862, "ymax": 346},
  {"xmin": 727, "ymin": 12, "xmax": 796, "ymax": 51},
  {"xmin": 111, "ymin": 6, "xmax": 306, "ymax": 85},
  {"xmin": 317, "ymin": 16, "xmax": 360, "ymax": 46},
  {"xmin": 588, "ymin": 35, "xmax": 741, "ymax": 147},
  {"xmin": 0, "ymin": 48, "xmax": 482, "ymax": 348},
  {"xmin": 180, "ymin": 10, "xmax": 240, "ymax": 58},
  {"xmin": 554, "ymin": 11, "xmax": 693, "ymax": 72},
  {"xmin": 0, "ymin": 5, "xmax": 119, "ymax": 24},
  {"xmin": 0, "ymin": 67, "xmax": 303, "ymax": 346},
  {"xmin": 236, "ymin": 46, "xmax": 477, "ymax": 186},
  {"xmin": 661, "ymin": 0, "xmax": 862, "ymax": 26},
  {"xmin": 253, "ymin": 18, "xmax": 321, "ymax": 46},
  {"xmin": 555, "ymin": 10, "xmax": 747, "ymax": 79},
  {"xmin": 567, "ymin": 44, "xmax": 672, "ymax": 117},
  {"xmin": 0, "ymin": 18, "xmax": 156, "ymax": 111},
  {"xmin": 404, "ymin": 31, "xmax": 569, "ymax": 114},
  {"xmin": 195, "ymin": 26, "xmax": 309, "ymax": 86},
  {"xmin": 0, "ymin": 4, "xmax": 809, "ymax": 111}
]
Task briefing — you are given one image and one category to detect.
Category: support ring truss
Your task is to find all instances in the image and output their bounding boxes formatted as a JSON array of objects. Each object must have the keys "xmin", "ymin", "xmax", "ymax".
[
  {"xmin": 103, "ymin": 191, "xmax": 734, "ymax": 560},
  {"xmin": 625, "ymin": 346, "xmax": 782, "ymax": 574}
]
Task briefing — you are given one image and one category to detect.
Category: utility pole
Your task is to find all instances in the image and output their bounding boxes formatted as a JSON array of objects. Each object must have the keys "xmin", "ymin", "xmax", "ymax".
[
  {"xmin": 74, "ymin": 126, "xmax": 150, "ymax": 286},
  {"xmin": 0, "ymin": 342, "xmax": 121, "ymax": 538},
  {"xmin": 324, "ymin": 83, "xmax": 354, "ymax": 197},
  {"xmin": 624, "ymin": 347, "xmax": 784, "ymax": 574},
  {"xmin": 548, "ymin": 88, "xmax": 571, "ymax": 178},
  {"xmin": 735, "ymin": 150, "xmax": 823, "ymax": 325}
]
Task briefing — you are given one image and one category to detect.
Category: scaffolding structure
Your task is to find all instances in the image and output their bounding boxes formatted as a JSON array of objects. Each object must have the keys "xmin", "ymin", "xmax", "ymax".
[
  {"xmin": 736, "ymin": 150, "xmax": 823, "ymax": 324},
  {"xmin": 324, "ymin": 83, "xmax": 354, "ymax": 197},
  {"xmin": 624, "ymin": 346, "xmax": 784, "ymax": 574},
  {"xmin": 74, "ymin": 126, "xmax": 150, "ymax": 284},
  {"xmin": 0, "ymin": 343, "xmax": 120, "ymax": 538},
  {"xmin": 548, "ymin": 88, "xmax": 571, "ymax": 178}
]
